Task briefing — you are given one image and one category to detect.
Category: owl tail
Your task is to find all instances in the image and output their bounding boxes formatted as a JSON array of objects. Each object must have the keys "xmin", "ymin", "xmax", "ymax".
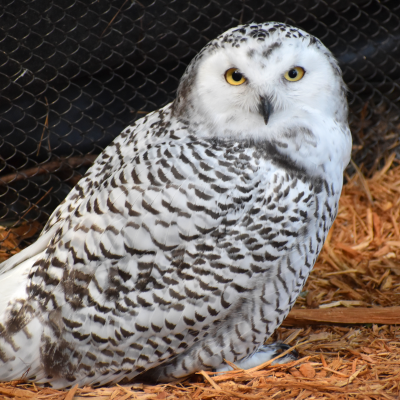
[{"xmin": 0, "ymin": 227, "xmax": 56, "ymax": 382}]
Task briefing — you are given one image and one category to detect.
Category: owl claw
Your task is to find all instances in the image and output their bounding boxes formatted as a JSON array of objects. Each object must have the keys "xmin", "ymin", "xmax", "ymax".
[{"xmin": 214, "ymin": 342, "xmax": 299, "ymax": 372}]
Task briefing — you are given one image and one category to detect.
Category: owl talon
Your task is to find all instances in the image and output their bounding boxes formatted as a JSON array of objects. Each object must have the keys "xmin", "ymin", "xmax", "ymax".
[{"xmin": 215, "ymin": 342, "xmax": 299, "ymax": 372}]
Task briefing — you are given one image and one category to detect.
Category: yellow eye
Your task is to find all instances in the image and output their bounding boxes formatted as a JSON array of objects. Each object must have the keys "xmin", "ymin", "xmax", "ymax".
[
  {"xmin": 225, "ymin": 68, "xmax": 246, "ymax": 85},
  {"xmin": 284, "ymin": 67, "xmax": 305, "ymax": 82}
]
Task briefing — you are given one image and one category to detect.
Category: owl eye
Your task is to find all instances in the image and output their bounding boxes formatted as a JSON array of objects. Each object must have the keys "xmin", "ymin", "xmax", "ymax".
[
  {"xmin": 225, "ymin": 68, "xmax": 246, "ymax": 86},
  {"xmin": 284, "ymin": 67, "xmax": 305, "ymax": 82}
]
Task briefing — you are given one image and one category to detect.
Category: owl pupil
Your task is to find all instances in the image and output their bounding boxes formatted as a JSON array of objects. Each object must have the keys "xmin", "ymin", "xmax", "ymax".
[
  {"xmin": 232, "ymin": 71, "xmax": 242, "ymax": 81},
  {"xmin": 288, "ymin": 69, "xmax": 298, "ymax": 79}
]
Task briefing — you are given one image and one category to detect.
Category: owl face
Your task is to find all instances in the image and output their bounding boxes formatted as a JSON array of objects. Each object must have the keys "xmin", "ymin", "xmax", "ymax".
[
  {"xmin": 174, "ymin": 23, "xmax": 351, "ymax": 173},
  {"xmin": 198, "ymin": 40, "xmax": 340, "ymax": 124}
]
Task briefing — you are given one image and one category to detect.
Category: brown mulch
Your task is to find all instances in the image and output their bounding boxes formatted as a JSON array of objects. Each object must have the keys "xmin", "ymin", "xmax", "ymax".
[{"xmin": 1, "ymin": 155, "xmax": 400, "ymax": 399}]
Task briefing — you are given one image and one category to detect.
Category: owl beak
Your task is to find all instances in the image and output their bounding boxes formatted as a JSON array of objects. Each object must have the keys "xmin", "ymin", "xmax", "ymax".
[{"xmin": 259, "ymin": 97, "xmax": 272, "ymax": 125}]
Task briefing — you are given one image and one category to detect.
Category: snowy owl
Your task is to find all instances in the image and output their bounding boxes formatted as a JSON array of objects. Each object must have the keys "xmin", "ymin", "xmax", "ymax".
[{"xmin": 0, "ymin": 22, "xmax": 351, "ymax": 388}]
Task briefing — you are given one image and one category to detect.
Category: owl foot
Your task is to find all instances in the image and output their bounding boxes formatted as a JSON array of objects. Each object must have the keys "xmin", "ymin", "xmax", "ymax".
[{"xmin": 215, "ymin": 342, "xmax": 299, "ymax": 372}]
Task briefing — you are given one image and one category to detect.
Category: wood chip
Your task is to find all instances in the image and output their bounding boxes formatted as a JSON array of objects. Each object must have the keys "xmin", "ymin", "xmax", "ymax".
[
  {"xmin": 65, "ymin": 384, "xmax": 78, "ymax": 400},
  {"xmin": 299, "ymin": 364, "xmax": 316, "ymax": 378},
  {"xmin": 0, "ymin": 387, "xmax": 36, "ymax": 398}
]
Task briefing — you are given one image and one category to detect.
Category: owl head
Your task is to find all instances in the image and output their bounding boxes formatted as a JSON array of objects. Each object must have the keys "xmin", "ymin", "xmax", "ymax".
[{"xmin": 173, "ymin": 22, "xmax": 351, "ymax": 174}]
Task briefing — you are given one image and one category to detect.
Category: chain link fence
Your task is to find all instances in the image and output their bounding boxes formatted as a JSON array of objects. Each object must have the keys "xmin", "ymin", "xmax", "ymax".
[{"xmin": 0, "ymin": 0, "xmax": 399, "ymax": 251}]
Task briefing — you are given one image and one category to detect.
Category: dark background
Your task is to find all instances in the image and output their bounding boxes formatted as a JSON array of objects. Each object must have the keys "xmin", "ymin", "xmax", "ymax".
[{"xmin": 0, "ymin": 0, "xmax": 399, "ymax": 247}]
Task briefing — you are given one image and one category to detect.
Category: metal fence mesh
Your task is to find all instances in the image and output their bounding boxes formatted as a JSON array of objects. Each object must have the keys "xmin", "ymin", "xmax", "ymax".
[{"xmin": 0, "ymin": 0, "xmax": 399, "ymax": 250}]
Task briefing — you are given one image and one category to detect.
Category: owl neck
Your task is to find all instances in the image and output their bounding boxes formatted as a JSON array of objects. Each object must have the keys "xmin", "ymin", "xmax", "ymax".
[{"xmin": 263, "ymin": 119, "xmax": 351, "ymax": 183}]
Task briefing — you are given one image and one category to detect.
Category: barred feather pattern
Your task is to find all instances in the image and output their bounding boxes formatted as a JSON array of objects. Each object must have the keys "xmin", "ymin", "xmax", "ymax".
[
  {"xmin": 0, "ymin": 21, "xmax": 350, "ymax": 388},
  {"xmin": 0, "ymin": 104, "xmax": 339, "ymax": 386}
]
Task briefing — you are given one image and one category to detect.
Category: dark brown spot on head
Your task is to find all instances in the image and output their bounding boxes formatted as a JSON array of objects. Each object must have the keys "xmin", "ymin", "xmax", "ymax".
[
  {"xmin": 247, "ymin": 49, "xmax": 255, "ymax": 58},
  {"xmin": 262, "ymin": 42, "xmax": 282, "ymax": 59}
]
